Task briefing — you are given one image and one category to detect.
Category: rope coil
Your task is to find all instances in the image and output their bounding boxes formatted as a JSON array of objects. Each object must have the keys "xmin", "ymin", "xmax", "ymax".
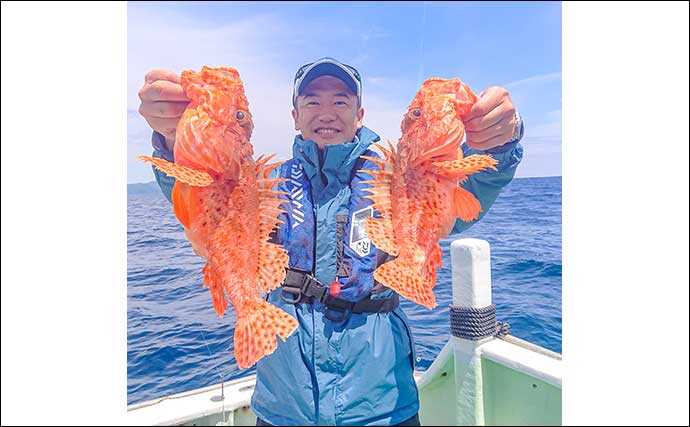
[{"xmin": 449, "ymin": 304, "xmax": 510, "ymax": 340}]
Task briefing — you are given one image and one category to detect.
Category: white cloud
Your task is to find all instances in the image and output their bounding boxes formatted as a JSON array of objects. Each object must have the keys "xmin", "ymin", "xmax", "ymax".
[
  {"xmin": 504, "ymin": 72, "xmax": 562, "ymax": 90},
  {"xmin": 127, "ymin": 5, "xmax": 409, "ymax": 183},
  {"xmin": 514, "ymin": 142, "xmax": 562, "ymax": 178},
  {"xmin": 127, "ymin": 5, "xmax": 562, "ymax": 183},
  {"xmin": 127, "ymin": 9, "xmax": 307, "ymax": 183},
  {"xmin": 501, "ymin": 74, "xmax": 562, "ymax": 177}
]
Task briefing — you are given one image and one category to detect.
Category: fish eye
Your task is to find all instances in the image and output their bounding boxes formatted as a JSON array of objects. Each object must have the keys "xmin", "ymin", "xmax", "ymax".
[{"xmin": 236, "ymin": 110, "xmax": 245, "ymax": 121}]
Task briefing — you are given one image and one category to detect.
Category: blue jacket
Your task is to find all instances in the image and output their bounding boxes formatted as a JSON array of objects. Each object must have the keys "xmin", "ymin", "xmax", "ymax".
[{"xmin": 150, "ymin": 126, "xmax": 523, "ymax": 425}]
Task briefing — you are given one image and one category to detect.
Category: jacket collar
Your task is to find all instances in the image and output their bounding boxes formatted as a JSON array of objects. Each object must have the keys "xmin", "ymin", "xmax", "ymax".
[{"xmin": 292, "ymin": 126, "xmax": 380, "ymax": 197}]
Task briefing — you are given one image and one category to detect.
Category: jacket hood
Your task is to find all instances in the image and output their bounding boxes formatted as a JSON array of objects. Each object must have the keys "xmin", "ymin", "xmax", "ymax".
[{"xmin": 292, "ymin": 126, "xmax": 380, "ymax": 200}]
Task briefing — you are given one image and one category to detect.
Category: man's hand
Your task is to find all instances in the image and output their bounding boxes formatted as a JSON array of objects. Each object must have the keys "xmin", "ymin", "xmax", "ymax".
[
  {"xmin": 462, "ymin": 86, "xmax": 519, "ymax": 151},
  {"xmin": 138, "ymin": 70, "xmax": 190, "ymax": 152}
]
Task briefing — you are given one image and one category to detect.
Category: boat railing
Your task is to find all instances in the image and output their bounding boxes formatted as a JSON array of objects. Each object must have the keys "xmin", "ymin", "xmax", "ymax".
[{"xmin": 126, "ymin": 238, "xmax": 562, "ymax": 426}]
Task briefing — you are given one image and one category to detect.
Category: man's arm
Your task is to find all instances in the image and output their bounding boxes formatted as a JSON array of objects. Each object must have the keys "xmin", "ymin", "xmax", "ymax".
[
  {"xmin": 448, "ymin": 140, "xmax": 523, "ymax": 235},
  {"xmin": 150, "ymin": 131, "xmax": 176, "ymax": 203},
  {"xmin": 138, "ymin": 69, "xmax": 189, "ymax": 202},
  {"xmin": 445, "ymin": 85, "xmax": 524, "ymax": 234}
]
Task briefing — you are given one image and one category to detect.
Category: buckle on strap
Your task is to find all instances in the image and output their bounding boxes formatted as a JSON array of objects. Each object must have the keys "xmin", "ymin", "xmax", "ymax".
[
  {"xmin": 279, "ymin": 286, "xmax": 301, "ymax": 304},
  {"xmin": 280, "ymin": 268, "xmax": 326, "ymax": 304},
  {"xmin": 279, "ymin": 268, "xmax": 399, "ymax": 314},
  {"xmin": 280, "ymin": 268, "xmax": 306, "ymax": 304}
]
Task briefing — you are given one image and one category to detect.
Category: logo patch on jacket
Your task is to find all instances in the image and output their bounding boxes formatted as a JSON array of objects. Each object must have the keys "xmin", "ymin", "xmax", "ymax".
[
  {"xmin": 349, "ymin": 206, "xmax": 373, "ymax": 257},
  {"xmin": 289, "ymin": 163, "xmax": 305, "ymax": 229}
]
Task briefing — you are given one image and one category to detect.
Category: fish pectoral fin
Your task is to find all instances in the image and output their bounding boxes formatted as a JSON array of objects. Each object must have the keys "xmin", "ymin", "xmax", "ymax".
[
  {"xmin": 453, "ymin": 186, "xmax": 482, "ymax": 222},
  {"xmin": 202, "ymin": 260, "xmax": 229, "ymax": 317},
  {"xmin": 137, "ymin": 155, "xmax": 214, "ymax": 187},
  {"xmin": 171, "ymin": 182, "xmax": 193, "ymax": 228},
  {"xmin": 431, "ymin": 154, "xmax": 499, "ymax": 178},
  {"xmin": 234, "ymin": 299, "xmax": 298, "ymax": 369}
]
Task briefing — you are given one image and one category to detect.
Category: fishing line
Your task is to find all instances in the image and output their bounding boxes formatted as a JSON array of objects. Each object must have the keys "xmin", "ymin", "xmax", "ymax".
[
  {"xmin": 199, "ymin": 328, "xmax": 228, "ymax": 424},
  {"xmin": 416, "ymin": 3, "xmax": 427, "ymax": 85},
  {"xmin": 199, "ymin": 329, "xmax": 225, "ymax": 380}
]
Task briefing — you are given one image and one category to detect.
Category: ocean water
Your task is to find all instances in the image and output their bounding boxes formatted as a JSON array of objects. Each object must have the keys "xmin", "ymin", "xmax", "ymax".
[{"xmin": 127, "ymin": 176, "xmax": 561, "ymax": 405}]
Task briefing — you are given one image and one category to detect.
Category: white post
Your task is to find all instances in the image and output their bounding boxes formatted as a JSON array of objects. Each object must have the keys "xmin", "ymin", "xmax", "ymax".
[{"xmin": 451, "ymin": 238, "xmax": 493, "ymax": 426}]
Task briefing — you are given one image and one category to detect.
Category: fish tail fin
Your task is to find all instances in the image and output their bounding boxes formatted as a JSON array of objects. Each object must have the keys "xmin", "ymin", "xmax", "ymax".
[
  {"xmin": 374, "ymin": 257, "xmax": 437, "ymax": 309},
  {"xmin": 453, "ymin": 186, "xmax": 482, "ymax": 222},
  {"xmin": 234, "ymin": 299, "xmax": 299, "ymax": 369},
  {"xmin": 137, "ymin": 155, "xmax": 214, "ymax": 186},
  {"xmin": 431, "ymin": 154, "xmax": 498, "ymax": 178}
]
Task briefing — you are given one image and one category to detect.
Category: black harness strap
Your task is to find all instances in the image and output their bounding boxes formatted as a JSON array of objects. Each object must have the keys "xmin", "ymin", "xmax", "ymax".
[{"xmin": 280, "ymin": 268, "xmax": 399, "ymax": 314}]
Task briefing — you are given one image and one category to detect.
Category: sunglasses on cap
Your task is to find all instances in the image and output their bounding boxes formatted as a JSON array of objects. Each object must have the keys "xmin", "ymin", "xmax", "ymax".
[{"xmin": 292, "ymin": 57, "xmax": 362, "ymax": 107}]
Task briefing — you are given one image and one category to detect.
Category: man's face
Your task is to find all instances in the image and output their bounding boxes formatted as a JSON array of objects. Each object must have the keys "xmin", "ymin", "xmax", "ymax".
[{"xmin": 292, "ymin": 75, "xmax": 365, "ymax": 149}]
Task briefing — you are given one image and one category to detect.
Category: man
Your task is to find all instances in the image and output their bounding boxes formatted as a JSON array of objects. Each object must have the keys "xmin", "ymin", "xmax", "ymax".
[{"xmin": 138, "ymin": 57, "xmax": 523, "ymax": 426}]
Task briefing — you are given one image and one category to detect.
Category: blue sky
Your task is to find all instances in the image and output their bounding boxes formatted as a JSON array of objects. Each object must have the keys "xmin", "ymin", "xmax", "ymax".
[{"xmin": 128, "ymin": 1, "xmax": 562, "ymax": 183}]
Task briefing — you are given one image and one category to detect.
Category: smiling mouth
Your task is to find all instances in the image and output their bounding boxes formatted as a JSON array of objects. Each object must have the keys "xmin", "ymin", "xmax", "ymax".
[{"xmin": 314, "ymin": 128, "xmax": 341, "ymax": 135}]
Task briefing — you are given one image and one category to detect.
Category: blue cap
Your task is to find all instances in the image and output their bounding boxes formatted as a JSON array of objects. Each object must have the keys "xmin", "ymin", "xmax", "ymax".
[{"xmin": 292, "ymin": 57, "xmax": 362, "ymax": 107}]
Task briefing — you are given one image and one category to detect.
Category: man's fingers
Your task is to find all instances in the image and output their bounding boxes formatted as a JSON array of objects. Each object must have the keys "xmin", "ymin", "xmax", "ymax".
[
  {"xmin": 461, "ymin": 99, "xmax": 491, "ymax": 123},
  {"xmin": 464, "ymin": 104, "xmax": 511, "ymax": 133},
  {"xmin": 139, "ymin": 79, "xmax": 188, "ymax": 102},
  {"xmin": 466, "ymin": 128, "xmax": 513, "ymax": 151},
  {"xmin": 466, "ymin": 121, "xmax": 510, "ymax": 144},
  {"xmin": 139, "ymin": 101, "xmax": 189, "ymax": 119},
  {"xmin": 145, "ymin": 69, "xmax": 181, "ymax": 84},
  {"xmin": 462, "ymin": 86, "xmax": 509, "ymax": 122},
  {"xmin": 142, "ymin": 115, "xmax": 179, "ymax": 139}
]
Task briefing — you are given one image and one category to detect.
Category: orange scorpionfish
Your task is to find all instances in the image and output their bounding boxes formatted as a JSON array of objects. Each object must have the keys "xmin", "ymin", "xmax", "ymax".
[
  {"xmin": 360, "ymin": 78, "xmax": 499, "ymax": 310},
  {"xmin": 138, "ymin": 66, "xmax": 298, "ymax": 369}
]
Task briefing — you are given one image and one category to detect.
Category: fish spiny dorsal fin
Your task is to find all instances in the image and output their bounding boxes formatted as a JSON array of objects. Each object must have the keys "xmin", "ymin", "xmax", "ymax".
[
  {"xmin": 256, "ymin": 157, "xmax": 289, "ymax": 241},
  {"xmin": 359, "ymin": 141, "xmax": 399, "ymax": 256},
  {"xmin": 137, "ymin": 155, "xmax": 214, "ymax": 186},
  {"xmin": 255, "ymin": 153, "xmax": 281, "ymax": 175},
  {"xmin": 369, "ymin": 140, "xmax": 397, "ymax": 168},
  {"xmin": 253, "ymin": 157, "xmax": 290, "ymax": 293},
  {"xmin": 261, "ymin": 158, "xmax": 285, "ymax": 180}
]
